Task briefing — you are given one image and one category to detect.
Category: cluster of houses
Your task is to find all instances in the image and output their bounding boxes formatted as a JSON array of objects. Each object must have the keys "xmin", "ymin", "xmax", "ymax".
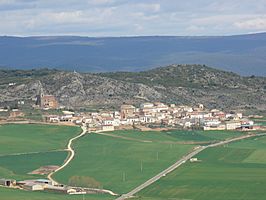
[
  {"xmin": 0, "ymin": 91, "xmax": 257, "ymax": 132},
  {"xmin": 45, "ymin": 102, "xmax": 256, "ymax": 132}
]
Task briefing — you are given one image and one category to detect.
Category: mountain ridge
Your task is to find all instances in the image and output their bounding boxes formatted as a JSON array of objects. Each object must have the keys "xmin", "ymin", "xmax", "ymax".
[
  {"xmin": 1, "ymin": 32, "xmax": 266, "ymax": 76},
  {"xmin": 1, "ymin": 64, "xmax": 266, "ymax": 112}
]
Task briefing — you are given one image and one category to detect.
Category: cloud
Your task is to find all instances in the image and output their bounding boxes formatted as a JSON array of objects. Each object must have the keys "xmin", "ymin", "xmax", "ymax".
[
  {"xmin": 234, "ymin": 17, "xmax": 266, "ymax": 30},
  {"xmin": 137, "ymin": 3, "xmax": 161, "ymax": 13},
  {"xmin": 0, "ymin": 0, "xmax": 266, "ymax": 36}
]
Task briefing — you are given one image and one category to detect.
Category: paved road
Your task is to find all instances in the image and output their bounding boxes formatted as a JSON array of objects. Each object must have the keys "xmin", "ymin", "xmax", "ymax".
[
  {"xmin": 116, "ymin": 133, "xmax": 266, "ymax": 200},
  {"xmin": 47, "ymin": 125, "xmax": 87, "ymax": 184}
]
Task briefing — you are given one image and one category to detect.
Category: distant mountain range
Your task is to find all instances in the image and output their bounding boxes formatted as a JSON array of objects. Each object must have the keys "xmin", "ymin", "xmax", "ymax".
[{"xmin": 0, "ymin": 33, "xmax": 266, "ymax": 76}]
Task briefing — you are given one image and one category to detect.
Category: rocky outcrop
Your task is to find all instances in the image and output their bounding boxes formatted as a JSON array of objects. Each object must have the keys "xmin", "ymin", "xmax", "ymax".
[{"xmin": 1, "ymin": 65, "xmax": 266, "ymax": 111}]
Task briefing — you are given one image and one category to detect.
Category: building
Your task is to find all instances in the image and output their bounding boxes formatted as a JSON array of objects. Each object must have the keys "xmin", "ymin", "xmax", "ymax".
[
  {"xmin": 201, "ymin": 118, "xmax": 221, "ymax": 127},
  {"xmin": 44, "ymin": 185, "xmax": 77, "ymax": 194},
  {"xmin": 225, "ymin": 121, "xmax": 241, "ymax": 130},
  {"xmin": 0, "ymin": 108, "xmax": 8, "ymax": 112},
  {"xmin": 241, "ymin": 120, "xmax": 254, "ymax": 129},
  {"xmin": 0, "ymin": 179, "xmax": 16, "ymax": 187},
  {"xmin": 120, "ymin": 104, "xmax": 136, "ymax": 119},
  {"xmin": 45, "ymin": 115, "xmax": 60, "ymax": 123},
  {"xmin": 140, "ymin": 103, "xmax": 157, "ymax": 116},
  {"xmin": 203, "ymin": 124, "xmax": 226, "ymax": 130},
  {"xmin": 35, "ymin": 179, "xmax": 53, "ymax": 185},
  {"xmin": 102, "ymin": 118, "xmax": 120, "ymax": 127},
  {"xmin": 22, "ymin": 182, "xmax": 44, "ymax": 191},
  {"xmin": 18, "ymin": 179, "xmax": 54, "ymax": 191},
  {"xmin": 36, "ymin": 94, "xmax": 58, "ymax": 109},
  {"xmin": 101, "ymin": 125, "xmax": 115, "ymax": 132},
  {"xmin": 154, "ymin": 102, "xmax": 169, "ymax": 112}
]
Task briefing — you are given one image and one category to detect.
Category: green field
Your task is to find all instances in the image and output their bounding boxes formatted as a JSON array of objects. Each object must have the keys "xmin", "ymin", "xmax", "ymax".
[
  {"xmin": 1, "ymin": 124, "xmax": 260, "ymax": 200},
  {"xmin": 53, "ymin": 130, "xmax": 245, "ymax": 194},
  {"xmin": 106, "ymin": 130, "xmax": 245, "ymax": 143},
  {"xmin": 0, "ymin": 124, "xmax": 80, "ymax": 179},
  {"xmin": 54, "ymin": 133, "xmax": 194, "ymax": 194},
  {"xmin": 0, "ymin": 124, "xmax": 80, "ymax": 155},
  {"xmin": 0, "ymin": 187, "xmax": 113, "ymax": 200},
  {"xmin": 136, "ymin": 136, "xmax": 266, "ymax": 200},
  {"xmin": 0, "ymin": 151, "xmax": 68, "ymax": 180},
  {"xmin": 0, "ymin": 124, "xmax": 114, "ymax": 200}
]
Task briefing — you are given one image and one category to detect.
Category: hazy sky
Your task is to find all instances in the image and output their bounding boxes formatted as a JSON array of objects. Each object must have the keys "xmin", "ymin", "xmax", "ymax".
[{"xmin": 0, "ymin": 0, "xmax": 266, "ymax": 36}]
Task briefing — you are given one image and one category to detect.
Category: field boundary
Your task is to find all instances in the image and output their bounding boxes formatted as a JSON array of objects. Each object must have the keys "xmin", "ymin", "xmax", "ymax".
[
  {"xmin": 0, "ymin": 149, "xmax": 65, "ymax": 157},
  {"xmin": 96, "ymin": 132, "xmax": 153, "ymax": 143}
]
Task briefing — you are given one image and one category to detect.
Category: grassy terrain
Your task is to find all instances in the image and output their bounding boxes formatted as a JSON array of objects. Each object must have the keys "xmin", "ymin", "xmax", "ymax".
[
  {"xmin": 0, "ymin": 151, "xmax": 67, "ymax": 180},
  {"xmin": 54, "ymin": 130, "xmax": 245, "ymax": 194},
  {"xmin": 107, "ymin": 130, "xmax": 246, "ymax": 143},
  {"xmin": 54, "ymin": 132, "xmax": 195, "ymax": 194},
  {"xmin": 0, "ymin": 124, "xmax": 80, "ymax": 155},
  {"xmin": 136, "ymin": 136, "xmax": 266, "ymax": 200},
  {"xmin": 0, "ymin": 124, "xmax": 110, "ymax": 199},
  {"xmin": 0, "ymin": 125, "xmax": 259, "ymax": 199},
  {"xmin": 0, "ymin": 124, "xmax": 80, "ymax": 180},
  {"xmin": 0, "ymin": 187, "xmax": 113, "ymax": 200}
]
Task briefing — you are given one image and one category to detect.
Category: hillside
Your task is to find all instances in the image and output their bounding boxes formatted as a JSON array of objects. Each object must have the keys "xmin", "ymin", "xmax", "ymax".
[
  {"xmin": 1, "ymin": 65, "xmax": 266, "ymax": 112},
  {"xmin": 1, "ymin": 33, "xmax": 266, "ymax": 76}
]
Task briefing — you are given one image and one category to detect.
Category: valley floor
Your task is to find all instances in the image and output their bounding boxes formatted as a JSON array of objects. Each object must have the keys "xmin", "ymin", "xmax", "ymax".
[{"xmin": 1, "ymin": 124, "xmax": 266, "ymax": 200}]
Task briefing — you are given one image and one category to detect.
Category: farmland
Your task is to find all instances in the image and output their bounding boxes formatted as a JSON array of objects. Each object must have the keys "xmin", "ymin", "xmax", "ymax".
[
  {"xmin": 1, "ymin": 124, "xmax": 262, "ymax": 200},
  {"xmin": 0, "ymin": 124, "xmax": 80, "ymax": 180},
  {"xmin": 0, "ymin": 187, "xmax": 113, "ymax": 200},
  {"xmin": 53, "ymin": 130, "xmax": 245, "ymax": 194},
  {"xmin": 136, "ymin": 136, "xmax": 266, "ymax": 200},
  {"xmin": 106, "ymin": 130, "xmax": 245, "ymax": 143},
  {"xmin": 0, "ymin": 151, "xmax": 67, "ymax": 180},
  {"xmin": 0, "ymin": 124, "xmax": 80, "ymax": 155},
  {"xmin": 0, "ymin": 124, "xmax": 114, "ymax": 200},
  {"xmin": 54, "ymin": 132, "xmax": 194, "ymax": 194}
]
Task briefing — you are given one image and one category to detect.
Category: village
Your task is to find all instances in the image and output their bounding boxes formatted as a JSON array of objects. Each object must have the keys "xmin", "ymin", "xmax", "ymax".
[
  {"xmin": 34, "ymin": 93, "xmax": 257, "ymax": 132},
  {"xmin": 0, "ymin": 93, "xmax": 261, "ymax": 132}
]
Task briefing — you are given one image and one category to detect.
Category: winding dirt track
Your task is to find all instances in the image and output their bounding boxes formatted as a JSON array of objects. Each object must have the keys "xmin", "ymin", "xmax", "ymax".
[
  {"xmin": 47, "ymin": 125, "xmax": 117, "ymax": 196},
  {"xmin": 47, "ymin": 125, "xmax": 87, "ymax": 183}
]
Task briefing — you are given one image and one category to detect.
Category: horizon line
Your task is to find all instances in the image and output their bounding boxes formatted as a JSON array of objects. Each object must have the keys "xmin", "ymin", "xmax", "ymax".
[{"xmin": 1, "ymin": 31, "xmax": 266, "ymax": 38}]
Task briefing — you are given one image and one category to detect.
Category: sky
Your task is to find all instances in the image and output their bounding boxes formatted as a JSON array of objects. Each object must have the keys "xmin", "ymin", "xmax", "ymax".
[{"xmin": 0, "ymin": 0, "xmax": 266, "ymax": 36}]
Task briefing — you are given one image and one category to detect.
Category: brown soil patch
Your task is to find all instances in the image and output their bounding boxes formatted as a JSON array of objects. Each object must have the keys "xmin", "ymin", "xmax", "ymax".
[{"xmin": 29, "ymin": 165, "xmax": 59, "ymax": 175}]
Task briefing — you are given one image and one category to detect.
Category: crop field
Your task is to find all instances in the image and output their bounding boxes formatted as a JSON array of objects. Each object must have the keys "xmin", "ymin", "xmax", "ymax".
[
  {"xmin": 136, "ymin": 136, "xmax": 266, "ymax": 200},
  {"xmin": 0, "ymin": 124, "xmax": 80, "ymax": 179},
  {"xmin": 0, "ymin": 187, "xmax": 113, "ymax": 200},
  {"xmin": 0, "ymin": 151, "xmax": 67, "ymax": 180},
  {"xmin": 0, "ymin": 124, "xmax": 80, "ymax": 155},
  {"xmin": 106, "ymin": 130, "xmax": 245, "ymax": 143},
  {"xmin": 53, "ymin": 130, "xmax": 244, "ymax": 194},
  {"xmin": 0, "ymin": 124, "xmax": 260, "ymax": 199},
  {"xmin": 54, "ymin": 132, "xmax": 195, "ymax": 194},
  {"xmin": 0, "ymin": 124, "xmax": 90, "ymax": 200}
]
